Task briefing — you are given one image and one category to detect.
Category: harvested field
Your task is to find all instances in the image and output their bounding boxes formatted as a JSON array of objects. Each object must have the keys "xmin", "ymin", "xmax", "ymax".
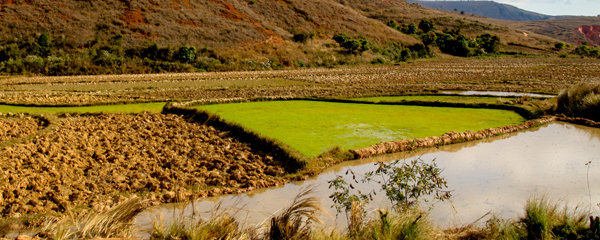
[
  {"xmin": 0, "ymin": 58, "xmax": 598, "ymax": 106},
  {"xmin": 0, "ymin": 102, "xmax": 166, "ymax": 114},
  {"xmin": 0, "ymin": 113, "xmax": 286, "ymax": 218}
]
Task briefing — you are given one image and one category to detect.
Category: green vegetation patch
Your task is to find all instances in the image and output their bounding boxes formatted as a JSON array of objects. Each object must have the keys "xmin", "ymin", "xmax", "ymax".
[
  {"xmin": 197, "ymin": 100, "xmax": 525, "ymax": 157},
  {"xmin": 0, "ymin": 102, "xmax": 166, "ymax": 114},
  {"xmin": 353, "ymin": 95, "xmax": 515, "ymax": 104}
]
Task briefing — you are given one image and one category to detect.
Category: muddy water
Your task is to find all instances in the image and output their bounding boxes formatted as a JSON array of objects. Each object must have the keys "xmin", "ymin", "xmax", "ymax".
[
  {"xmin": 135, "ymin": 122, "xmax": 600, "ymax": 232},
  {"xmin": 440, "ymin": 90, "xmax": 556, "ymax": 98}
]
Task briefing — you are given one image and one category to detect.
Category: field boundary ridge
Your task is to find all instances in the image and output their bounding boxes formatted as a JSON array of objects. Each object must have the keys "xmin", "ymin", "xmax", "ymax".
[{"xmin": 350, "ymin": 116, "xmax": 557, "ymax": 159}]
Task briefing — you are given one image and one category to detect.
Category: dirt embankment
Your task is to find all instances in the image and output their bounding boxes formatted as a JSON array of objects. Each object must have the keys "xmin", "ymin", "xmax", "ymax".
[
  {"xmin": 350, "ymin": 116, "xmax": 557, "ymax": 159},
  {"xmin": 0, "ymin": 113, "xmax": 287, "ymax": 218},
  {"xmin": 558, "ymin": 116, "xmax": 600, "ymax": 128}
]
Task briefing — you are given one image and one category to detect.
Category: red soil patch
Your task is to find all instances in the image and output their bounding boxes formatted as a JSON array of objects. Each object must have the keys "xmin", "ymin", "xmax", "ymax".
[
  {"xmin": 575, "ymin": 25, "xmax": 600, "ymax": 46},
  {"xmin": 178, "ymin": 19, "xmax": 201, "ymax": 27},
  {"xmin": 121, "ymin": 8, "xmax": 146, "ymax": 25},
  {"xmin": 170, "ymin": 0, "xmax": 191, "ymax": 8}
]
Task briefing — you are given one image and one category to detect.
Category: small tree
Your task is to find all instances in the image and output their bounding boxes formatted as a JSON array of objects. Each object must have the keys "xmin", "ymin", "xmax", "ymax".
[
  {"xmin": 293, "ymin": 32, "xmax": 310, "ymax": 44},
  {"xmin": 333, "ymin": 32, "xmax": 352, "ymax": 45},
  {"xmin": 177, "ymin": 46, "xmax": 196, "ymax": 63},
  {"xmin": 341, "ymin": 39, "xmax": 362, "ymax": 52},
  {"xmin": 37, "ymin": 33, "xmax": 52, "ymax": 48},
  {"xmin": 328, "ymin": 158, "xmax": 451, "ymax": 215},
  {"xmin": 406, "ymin": 23, "xmax": 418, "ymax": 35},
  {"xmin": 421, "ymin": 31, "xmax": 437, "ymax": 46},
  {"xmin": 555, "ymin": 42, "xmax": 565, "ymax": 50},
  {"xmin": 477, "ymin": 33, "xmax": 502, "ymax": 54}
]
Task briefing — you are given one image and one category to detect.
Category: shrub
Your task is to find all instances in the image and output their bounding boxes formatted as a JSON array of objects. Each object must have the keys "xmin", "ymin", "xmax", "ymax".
[
  {"xmin": 406, "ymin": 23, "xmax": 418, "ymax": 35},
  {"xmin": 421, "ymin": 31, "xmax": 437, "ymax": 46},
  {"xmin": 555, "ymin": 42, "xmax": 565, "ymax": 50},
  {"xmin": 293, "ymin": 32, "xmax": 311, "ymax": 44},
  {"xmin": 333, "ymin": 32, "xmax": 352, "ymax": 45},
  {"xmin": 177, "ymin": 46, "xmax": 196, "ymax": 63},
  {"xmin": 371, "ymin": 57, "xmax": 385, "ymax": 64},
  {"xmin": 418, "ymin": 19, "xmax": 435, "ymax": 33},
  {"xmin": 333, "ymin": 33, "xmax": 371, "ymax": 53},
  {"xmin": 476, "ymin": 33, "xmax": 501, "ymax": 54},
  {"xmin": 328, "ymin": 158, "xmax": 451, "ymax": 214},
  {"xmin": 37, "ymin": 33, "xmax": 52, "ymax": 48}
]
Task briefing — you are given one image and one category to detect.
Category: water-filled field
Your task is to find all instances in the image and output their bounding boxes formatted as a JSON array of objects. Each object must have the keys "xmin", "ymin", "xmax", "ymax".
[
  {"xmin": 138, "ymin": 122, "xmax": 600, "ymax": 229},
  {"xmin": 197, "ymin": 100, "xmax": 526, "ymax": 156}
]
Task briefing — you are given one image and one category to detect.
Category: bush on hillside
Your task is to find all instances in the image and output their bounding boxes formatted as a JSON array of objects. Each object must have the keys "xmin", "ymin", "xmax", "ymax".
[
  {"xmin": 574, "ymin": 42, "xmax": 600, "ymax": 58},
  {"xmin": 418, "ymin": 19, "xmax": 436, "ymax": 33},
  {"xmin": 332, "ymin": 33, "xmax": 371, "ymax": 54}
]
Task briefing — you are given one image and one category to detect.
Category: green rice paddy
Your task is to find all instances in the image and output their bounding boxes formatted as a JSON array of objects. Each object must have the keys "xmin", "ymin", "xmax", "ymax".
[
  {"xmin": 0, "ymin": 102, "xmax": 166, "ymax": 114},
  {"xmin": 197, "ymin": 100, "xmax": 526, "ymax": 157}
]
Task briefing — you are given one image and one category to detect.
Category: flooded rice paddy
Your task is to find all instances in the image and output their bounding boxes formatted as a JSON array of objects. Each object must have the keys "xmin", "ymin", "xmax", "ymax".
[
  {"xmin": 440, "ymin": 91, "xmax": 556, "ymax": 98},
  {"xmin": 136, "ymin": 121, "xmax": 600, "ymax": 230}
]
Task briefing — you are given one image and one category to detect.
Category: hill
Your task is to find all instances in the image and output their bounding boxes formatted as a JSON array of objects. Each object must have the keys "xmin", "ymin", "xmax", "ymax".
[
  {"xmin": 0, "ymin": 0, "xmax": 574, "ymax": 75},
  {"xmin": 334, "ymin": 0, "xmax": 559, "ymax": 50},
  {"xmin": 0, "ymin": 0, "xmax": 418, "ymax": 49},
  {"xmin": 410, "ymin": 0, "xmax": 572, "ymax": 21},
  {"xmin": 494, "ymin": 17, "xmax": 600, "ymax": 46}
]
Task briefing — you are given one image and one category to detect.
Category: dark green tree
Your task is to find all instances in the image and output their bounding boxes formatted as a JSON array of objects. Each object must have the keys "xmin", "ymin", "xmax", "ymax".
[
  {"xmin": 555, "ymin": 42, "xmax": 565, "ymax": 50},
  {"xmin": 418, "ymin": 19, "xmax": 435, "ymax": 33},
  {"xmin": 37, "ymin": 33, "xmax": 52, "ymax": 48},
  {"xmin": 476, "ymin": 33, "xmax": 502, "ymax": 54},
  {"xmin": 333, "ymin": 32, "xmax": 352, "ymax": 45},
  {"xmin": 177, "ymin": 46, "xmax": 196, "ymax": 63},
  {"xmin": 421, "ymin": 31, "xmax": 437, "ymax": 46},
  {"xmin": 340, "ymin": 39, "xmax": 362, "ymax": 52},
  {"xmin": 406, "ymin": 23, "xmax": 418, "ymax": 35}
]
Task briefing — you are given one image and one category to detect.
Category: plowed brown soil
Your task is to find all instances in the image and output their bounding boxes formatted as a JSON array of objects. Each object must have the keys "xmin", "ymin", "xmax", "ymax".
[
  {"xmin": 0, "ymin": 113, "xmax": 286, "ymax": 218},
  {"xmin": 0, "ymin": 115, "xmax": 43, "ymax": 144}
]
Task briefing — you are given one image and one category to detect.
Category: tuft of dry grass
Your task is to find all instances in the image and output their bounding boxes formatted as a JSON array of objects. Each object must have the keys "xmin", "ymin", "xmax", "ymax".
[
  {"xmin": 149, "ymin": 204, "xmax": 248, "ymax": 240},
  {"xmin": 266, "ymin": 186, "xmax": 326, "ymax": 240},
  {"xmin": 33, "ymin": 198, "xmax": 148, "ymax": 240},
  {"xmin": 72, "ymin": 198, "xmax": 147, "ymax": 239},
  {"xmin": 556, "ymin": 83, "xmax": 600, "ymax": 121}
]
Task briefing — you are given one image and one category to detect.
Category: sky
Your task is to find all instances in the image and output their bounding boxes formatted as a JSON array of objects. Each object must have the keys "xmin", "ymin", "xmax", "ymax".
[{"xmin": 491, "ymin": 0, "xmax": 600, "ymax": 16}]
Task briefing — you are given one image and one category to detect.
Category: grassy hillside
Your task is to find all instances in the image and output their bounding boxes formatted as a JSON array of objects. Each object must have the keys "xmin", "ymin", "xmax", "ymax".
[{"xmin": 0, "ymin": 0, "xmax": 416, "ymax": 49}]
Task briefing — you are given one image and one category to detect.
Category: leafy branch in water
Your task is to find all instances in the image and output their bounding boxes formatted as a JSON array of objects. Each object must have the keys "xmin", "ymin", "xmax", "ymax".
[{"xmin": 328, "ymin": 157, "xmax": 452, "ymax": 215}]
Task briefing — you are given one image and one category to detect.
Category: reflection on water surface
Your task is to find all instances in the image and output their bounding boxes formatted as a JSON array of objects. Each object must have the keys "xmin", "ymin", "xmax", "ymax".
[
  {"xmin": 136, "ymin": 122, "xmax": 600, "ymax": 231},
  {"xmin": 440, "ymin": 90, "xmax": 556, "ymax": 98}
]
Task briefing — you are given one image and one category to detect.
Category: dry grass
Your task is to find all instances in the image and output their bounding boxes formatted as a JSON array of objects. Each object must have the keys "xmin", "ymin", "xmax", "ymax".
[
  {"xmin": 150, "ymin": 202, "xmax": 249, "ymax": 240},
  {"xmin": 556, "ymin": 82, "xmax": 600, "ymax": 121},
  {"xmin": 266, "ymin": 186, "xmax": 326, "ymax": 240},
  {"xmin": 34, "ymin": 198, "xmax": 148, "ymax": 240}
]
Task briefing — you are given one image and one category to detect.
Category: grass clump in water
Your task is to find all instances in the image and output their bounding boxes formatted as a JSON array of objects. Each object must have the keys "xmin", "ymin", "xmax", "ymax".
[
  {"xmin": 557, "ymin": 83, "xmax": 600, "ymax": 121},
  {"xmin": 150, "ymin": 206, "xmax": 246, "ymax": 240}
]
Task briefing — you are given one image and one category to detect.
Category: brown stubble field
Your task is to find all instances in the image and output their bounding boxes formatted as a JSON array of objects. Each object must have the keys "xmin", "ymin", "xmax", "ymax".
[
  {"xmin": 0, "ymin": 57, "xmax": 599, "ymax": 227},
  {"xmin": 1, "ymin": 58, "xmax": 599, "ymax": 106}
]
